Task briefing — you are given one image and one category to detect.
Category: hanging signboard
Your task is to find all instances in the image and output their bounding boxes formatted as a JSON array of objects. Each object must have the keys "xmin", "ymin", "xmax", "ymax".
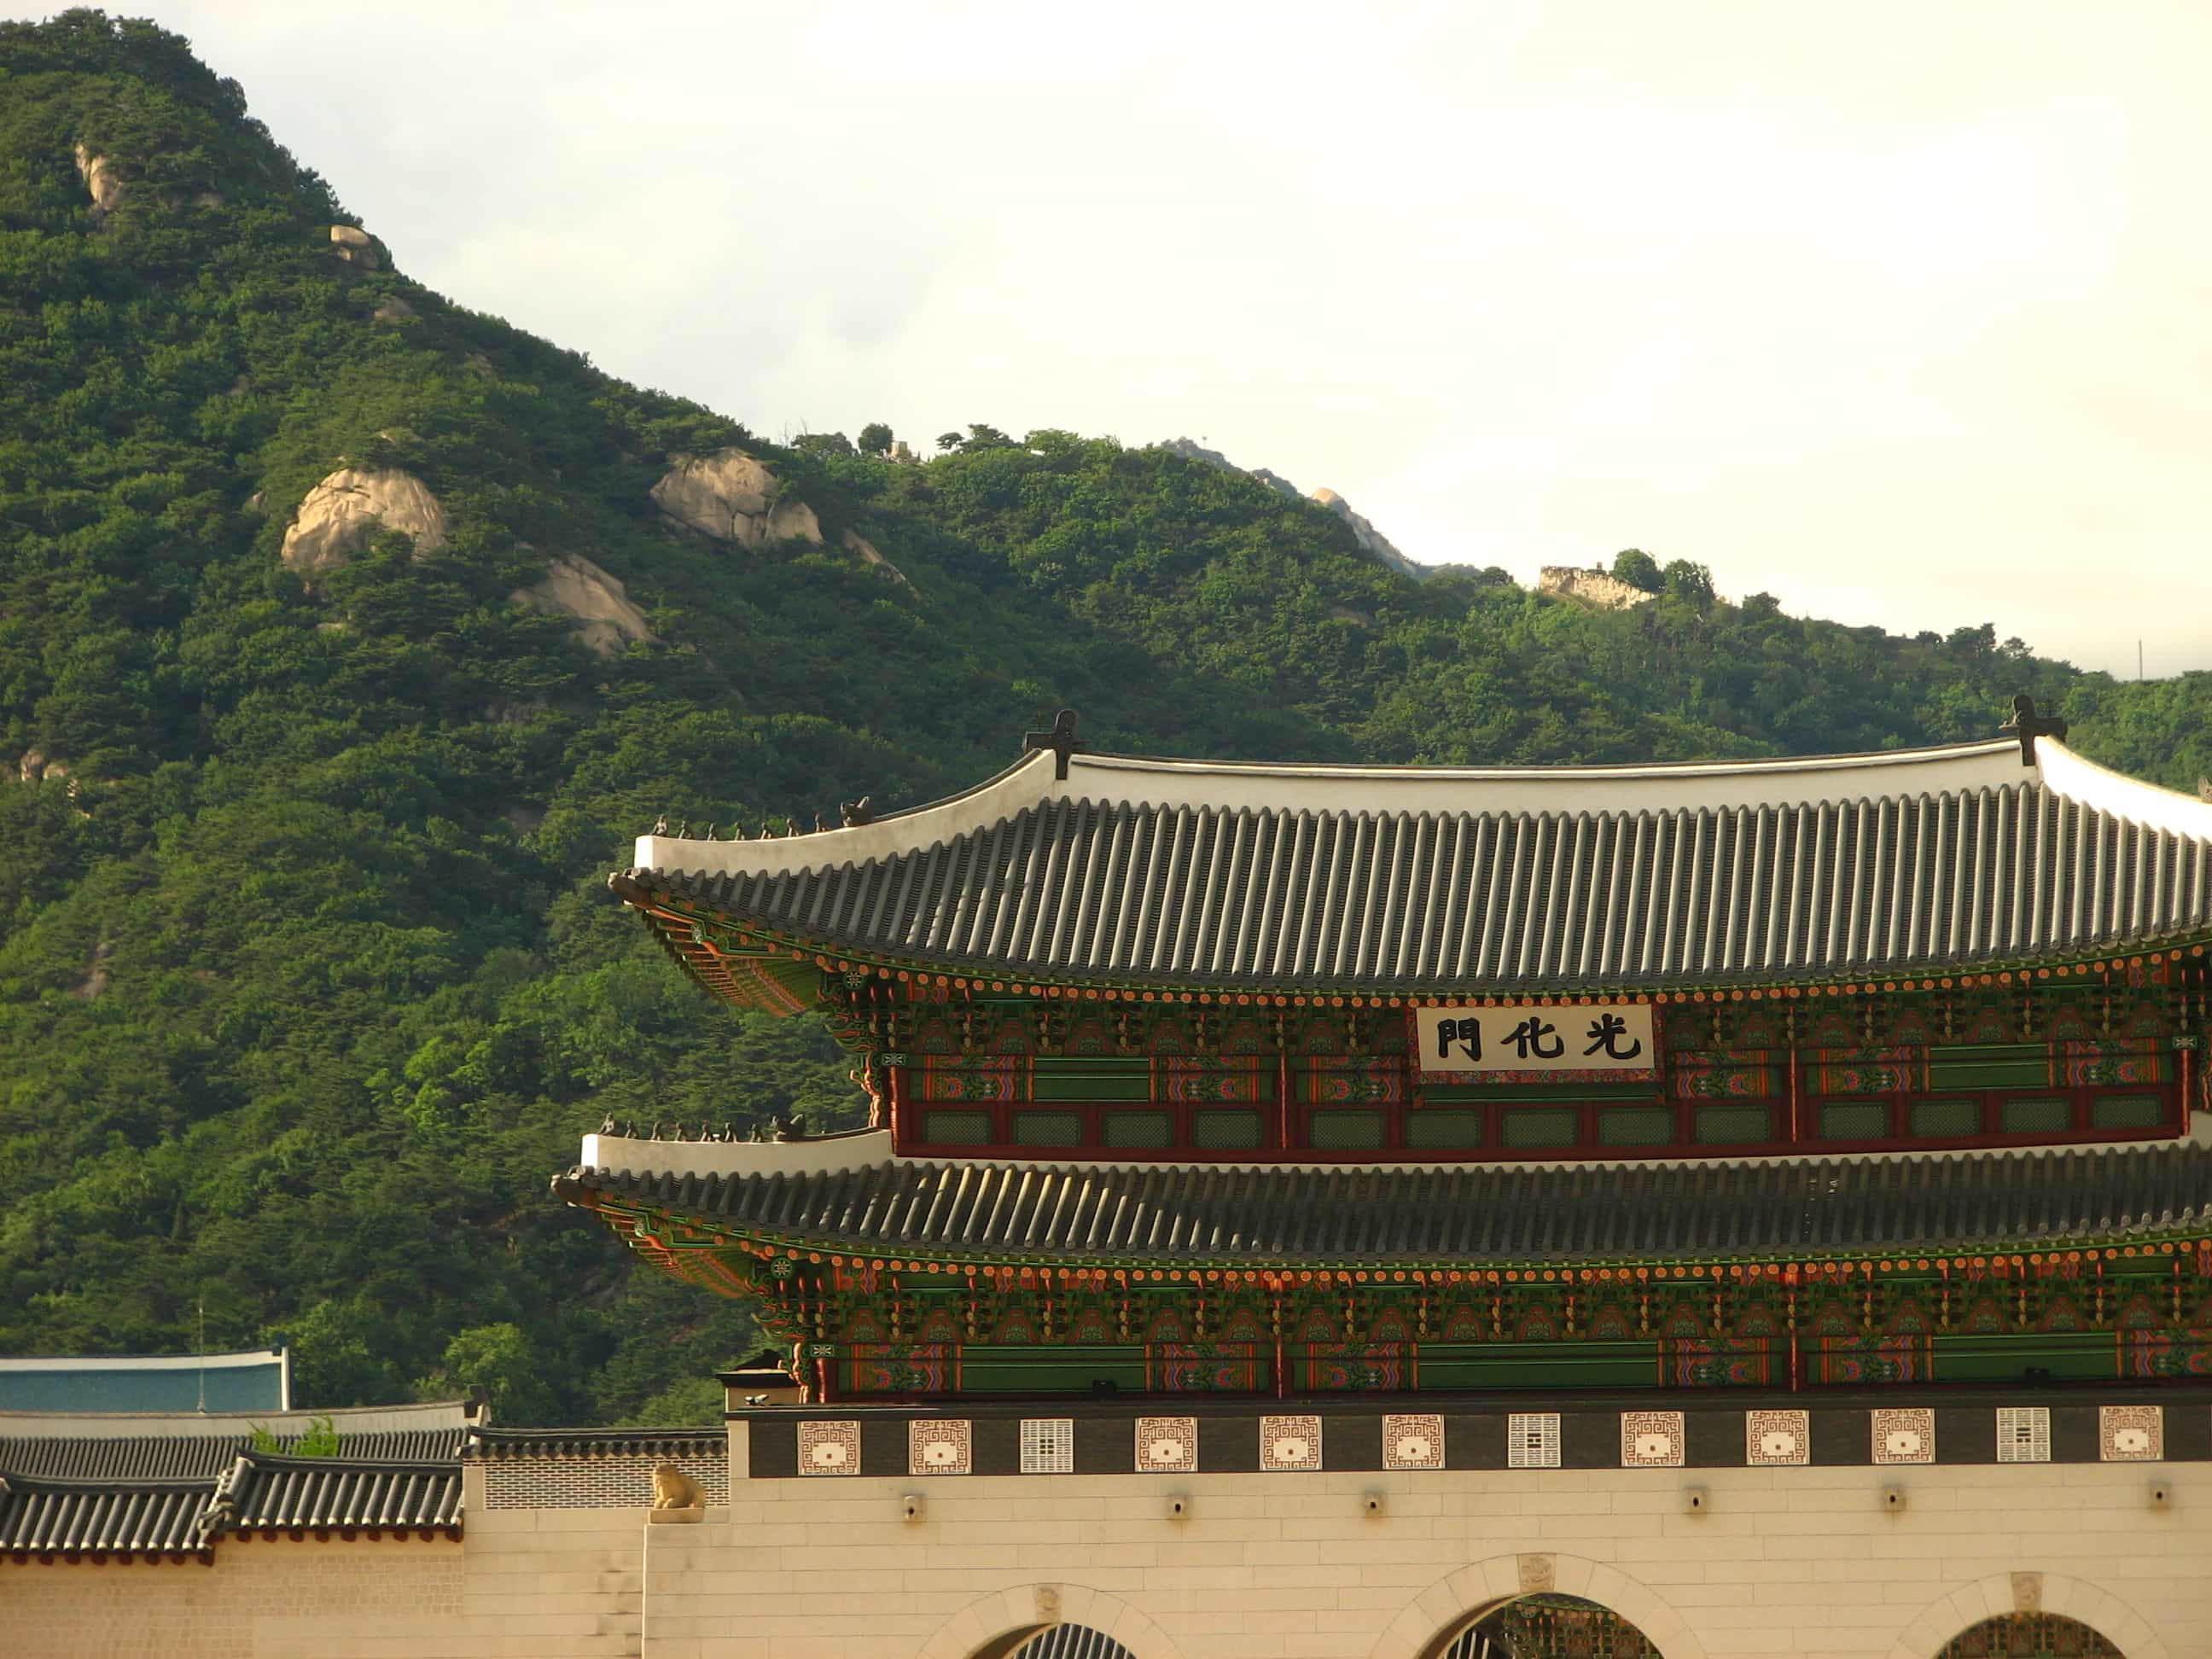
[{"xmin": 1414, "ymin": 1004, "xmax": 1656, "ymax": 1074}]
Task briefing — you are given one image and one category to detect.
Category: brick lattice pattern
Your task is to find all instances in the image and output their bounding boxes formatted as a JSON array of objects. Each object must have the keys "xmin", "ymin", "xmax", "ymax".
[{"xmin": 482, "ymin": 1452, "xmax": 728, "ymax": 1511}]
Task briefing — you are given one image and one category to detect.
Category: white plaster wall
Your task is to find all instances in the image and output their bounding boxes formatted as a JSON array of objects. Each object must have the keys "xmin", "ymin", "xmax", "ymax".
[
  {"xmin": 616, "ymin": 1439, "xmax": 2207, "ymax": 1659},
  {"xmin": 16, "ymin": 1447, "xmax": 2208, "ymax": 1658}
]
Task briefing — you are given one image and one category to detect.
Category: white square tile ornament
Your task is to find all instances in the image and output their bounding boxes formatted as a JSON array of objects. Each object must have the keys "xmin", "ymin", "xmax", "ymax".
[
  {"xmin": 1872, "ymin": 1407, "xmax": 1936, "ymax": 1465},
  {"xmin": 1506, "ymin": 1412, "xmax": 1561, "ymax": 1470},
  {"xmin": 798, "ymin": 1419, "xmax": 862, "ymax": 1476},
  {"xmin": 1746, "ymin": 1408, "xmax": 1810, "ymax": 1466},
  {"xmin": 1020, "ymin": 1417, "xmax": 1074, "ymax": 1474},
  {"xmin": 1996, "ymin": 1406, "xmax": 2052, "ymax": 1464},
  {"xmin": 1621, "ymin": 1410, "xmax": 1686, "ymax": 1469},
  {"xmin": 908, "ymin": 1418, "xmax": 972, "ymax": 1476},
  {"xmin": 2099, "ymin": 1405, "xmax": 2163, "ymax": 1462},
  {"xmin": 1382, "ymin": 1412, "xmax": 1446, "ymax": 1470},
  {"xmin": 1134, "ymin": 1415, "xmax": 1198, "ymax": 1474},
  {"xmin": 1260, "ymin": 1414, "xmax": 1323, "ymax": 1472}
]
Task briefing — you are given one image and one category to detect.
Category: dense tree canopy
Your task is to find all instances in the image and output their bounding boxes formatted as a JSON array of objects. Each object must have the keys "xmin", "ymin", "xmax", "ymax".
[{"xmin": 3, "ymin": 12, "xmax": 2207, "ymax": 1424}]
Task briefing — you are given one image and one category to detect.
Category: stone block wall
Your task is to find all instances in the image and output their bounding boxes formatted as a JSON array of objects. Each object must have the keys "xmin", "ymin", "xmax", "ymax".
[
  {"xmin": 624, "ymin": 1450, "xmax": 2211, "ymax": 1659},
  {"xmin": 4, "ymin": 1538, "xmax": 463, "ymax": 1659},
  {"xmin": 15, "ymin": 1420, "xmax": 2212, "ymax": 1657}
]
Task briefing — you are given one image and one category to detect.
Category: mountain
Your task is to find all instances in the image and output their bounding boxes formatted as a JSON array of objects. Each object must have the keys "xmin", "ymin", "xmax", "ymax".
[
  {"xmin": 3, "ymin": 12, "xmax": 2209, "ymax": 1425},
  {"xmin": 1157, "ymin": 436, "xmax": 1435, "ymax": 579}
]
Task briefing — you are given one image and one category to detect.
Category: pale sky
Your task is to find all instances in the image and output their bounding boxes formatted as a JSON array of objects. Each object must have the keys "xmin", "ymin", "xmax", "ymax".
[{"xmin": 117, "ymin": 1, "xmax": 2212, "ymax": 676}]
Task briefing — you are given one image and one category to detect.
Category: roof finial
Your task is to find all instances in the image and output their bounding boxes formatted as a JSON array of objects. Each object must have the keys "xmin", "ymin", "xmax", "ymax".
[
  {"xmin": 2003, "ymin": 694, "xmax": 2068, "ymax": 767},
  {"xmin": 1022, "ymin": 707, "xmax": 1085, "ymax": 781}
]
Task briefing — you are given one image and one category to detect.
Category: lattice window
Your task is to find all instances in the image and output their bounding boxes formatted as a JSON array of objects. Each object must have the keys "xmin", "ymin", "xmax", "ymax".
[
  {"xmin": 1996, "ymin": 1406, "xmax": 2052, "ymax": 1464},
  {"xmin": 1507, "ymin": 1412, "xmax": 1561, "ymax": 1469},
  {"xmin": 1012, "ymin": 1627, "xmax": 1138, "ymax": 1659},
  {"xmin": 1020, "ymin": 1417, "xmax": 1074, "ymax": 1475},
  {"xmin": 1934, "ymin": 1612, "xmax": 2122, "ymax": 1658},
  {"xmin": 1441, "ymin": 1595, "xmax": 1662, "ymax": 1659}
]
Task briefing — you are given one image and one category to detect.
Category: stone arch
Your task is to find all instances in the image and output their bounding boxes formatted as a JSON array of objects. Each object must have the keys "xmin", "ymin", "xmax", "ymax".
[
  {"xmin": 915, "ymin": 1584, "xmax": 1187, "ymax": 1659},
  {"xmin": 1888, "ymin": 1573, "xmax": 2168, "ymax": 1659},
  {"xmin": 1367, "ymin": 1551, "xmax": 1706, "ymax": 1659}
]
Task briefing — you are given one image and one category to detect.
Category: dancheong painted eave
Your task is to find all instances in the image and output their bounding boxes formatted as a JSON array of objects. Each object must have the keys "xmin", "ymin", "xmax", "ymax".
[
  {"xmin": 611, "ymin": 730, "xmax": 2212, "ymax": 1005},
  {"xmin": 552, "ymin": 1134, "xmax": 2212, "ymax": 1271}
]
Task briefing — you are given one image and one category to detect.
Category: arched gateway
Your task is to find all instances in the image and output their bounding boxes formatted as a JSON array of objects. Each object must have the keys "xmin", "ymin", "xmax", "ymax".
[
  {"xmin": 1433, "ymin": 1595, "xmax": 1666, "ymax": 1657},
  {"xmin": 975, "ymin": 1628, "xmax": 1136, "ymax": 1659},
  {"xmin": 1935, "ymin": 1614, "xmax": 2123, "ymax": 1658}
]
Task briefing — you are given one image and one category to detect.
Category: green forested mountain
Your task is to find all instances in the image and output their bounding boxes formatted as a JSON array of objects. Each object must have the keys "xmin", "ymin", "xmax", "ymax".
[{"xmin": 3, "ymin": 12, "xmax": 2208, "ymax": 1426}]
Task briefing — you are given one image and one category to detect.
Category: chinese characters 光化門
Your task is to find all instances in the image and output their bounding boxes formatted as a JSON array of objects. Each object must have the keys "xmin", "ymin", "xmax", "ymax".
[{"xmin": 1415, "ymin": 1004, "xmax": 1655, "ymax": 1074}]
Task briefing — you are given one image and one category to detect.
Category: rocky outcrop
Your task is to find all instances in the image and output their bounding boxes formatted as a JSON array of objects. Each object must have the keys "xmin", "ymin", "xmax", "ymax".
[
  {"xmin": 509, "ymin": 553, "xmax": 655, "ymax": 657},
  {"xmin": 840, "ymin": 530, "xmax": 918, "ymax": 597},
  {"xmin": 1160, "ymin": 438, "xmax": 1299, "ymax": 501},
  {"xmin": 1537, "ymin": 566, "xmax": 1656, "ymax": 610},
  {"xmin": 1158, "ymin": 439, "xmax": 1423, "ymax": 578},
  {"xmin": 73, "ymin": 936, "xmax": 114, "ymax": 1001},
  {"xmin": 73, "ymin": 143, "xmax": 123, "ymax": 217},
  {"xmin": 279, "ymin": 468, "xmax": 449, "ymax": 575},
  {"xmin": 329, "ymin": 224, "xmax": 379, "ymax": 270},
  {"xmin": 15, "ymin": 748, "xmax": 62, "ymax": 784},
  {"xmin": 372, "ymin": 295, "xmax": 416, "ymax": 323},
  {"xmin": 650, "ymin": 450, "xmax": 823, "ymax": 547},
  {"xmin": 1308, "ymin": 488, "xmax": 1420, "ymax": 579}
]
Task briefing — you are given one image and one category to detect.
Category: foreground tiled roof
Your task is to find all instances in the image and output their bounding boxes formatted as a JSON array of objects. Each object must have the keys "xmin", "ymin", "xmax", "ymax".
[
  {"xmin": 619, "ymin": 737, "xmax": 2212, "ymax": 995},
  {"xmin": 557, "ymin": 1138, "xmax": 2212, "ymax": 1266},
  {"xmin": 0, "ymin": 1410, "xmax": 472, "ymax": 1560},
  {"xmin": 0, "ymin": 1475, "xmax": 213, "ymax": 1557},
  {"xmin": 215, "ymin": 1454, "xmax": 461, "ymax": 1534}
]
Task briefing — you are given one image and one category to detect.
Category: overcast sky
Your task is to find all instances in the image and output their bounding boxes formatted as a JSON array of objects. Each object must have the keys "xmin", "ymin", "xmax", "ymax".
[{"xmin": 119, "ymin": 1, "xmax": 2212, "ymax": 677}]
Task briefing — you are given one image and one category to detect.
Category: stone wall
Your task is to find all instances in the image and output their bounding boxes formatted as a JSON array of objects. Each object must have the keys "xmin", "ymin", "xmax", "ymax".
[
  {"xmin": 1539, "ymin": 566, "xmax": 1657, "ymax": 609},
  {"xmin": 14, "ymin": 1421, "xmax": 2212, "ymax": 1657},
  {"xmin": 5, "ymin": 1538, "xmax": 463, "ymax": 1659}
]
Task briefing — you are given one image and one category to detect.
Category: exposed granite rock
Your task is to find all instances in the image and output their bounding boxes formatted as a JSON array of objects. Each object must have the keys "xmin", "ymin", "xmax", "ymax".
[
  {"xmin": 73, "ymin": 143, "xmax": 123, "ymax": 217},
  {"xmin": 509, "ymin": 553, "xmax": 655, "ymax": 657},
  {"xmin": 279, "ymin": 467, "xmax": 449, "ymax": 575},
  {"xmin": 1159, "ymin": 438, "xmax": 1298, "ymax": 500},
  {"xmin": 373, "ymin": 295, "xmax": 416, "ymax": 323},
  {"xmin": 1159, "ymin": 438, "xmax": 1423, "ymax": 578},
  {"xmin": 329, "ymin": 224, "xmax": 379, "ymax": 270},
  {"xmin": 1537, "ymin": 566, "xmax": 1657, "ymax": 610},
  {"xmin": 1308, "ymin": 487, "xmax": 1421, "ymax": 579},
  {"xmin": 840, "ymin": 530, "xmax": 918, "ymax": 597},
  {"xmin": 649, "ymin": 450, "xmax": 823, "ymax": 548}
]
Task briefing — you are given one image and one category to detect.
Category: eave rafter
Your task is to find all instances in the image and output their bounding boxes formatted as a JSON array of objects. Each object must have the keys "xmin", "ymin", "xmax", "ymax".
[
  {"xmin": 625, "ymin": 885, "xmax": 2211, "ymax": 1023},
  {"xmin": 571, "ymin": 1188, "xmax": 2212, "ymax": 1299}
]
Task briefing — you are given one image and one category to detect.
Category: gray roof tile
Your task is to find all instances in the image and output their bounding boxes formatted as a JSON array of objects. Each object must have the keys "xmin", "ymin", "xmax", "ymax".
[
  {"xmin": 630, "ymin": 748, "xmax": 2212, "ymax": 990},
  {"xmin": 557, "ymin": 1141, "xmax": 2212, "ymax": 1265}
]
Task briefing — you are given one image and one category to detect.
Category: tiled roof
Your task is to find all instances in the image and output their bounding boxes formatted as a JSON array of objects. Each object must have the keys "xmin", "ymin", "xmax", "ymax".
[
  {"xmin": 216, "ymin": 1454, "xmax": 461, "ymax": 1534},
  {"xmin": 0, "ymin": 1420, "xmax": 469, "ymax": 1559},
  {"xmin": 0, "ymin": 1475, "xmax": 214, "ymax": 1557},
  {"xmin": 620, "ymin": 739, "xmax": 2212, "ymax": 993},
  {"xmin": 464, "ymin": 1426, "xmax": 724, "ymax": 1462},
  {"xmin": 556, "ymin": 1139, "xmax": 2212, "ymax": 1266}
]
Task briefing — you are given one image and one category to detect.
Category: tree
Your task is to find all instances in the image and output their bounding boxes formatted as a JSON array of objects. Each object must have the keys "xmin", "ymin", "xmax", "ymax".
[
  {"xmin": 935, "ymin": 430, "xmax": 963, "ymax": 452},
  {"xmin": 857, "ymin": 422, "xmax": 894, "ymax": 455},
  {"xmin": 1662, "ymin": 559, "xmax": 1715, "ymax": 607},
  {"xmin": 1611, "ymin": 549, "xmax": 1662, "ymax": 592},
  {"xmin": 427, "ymin": 1324, "xmax": 560, "ymax": 1425}
]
